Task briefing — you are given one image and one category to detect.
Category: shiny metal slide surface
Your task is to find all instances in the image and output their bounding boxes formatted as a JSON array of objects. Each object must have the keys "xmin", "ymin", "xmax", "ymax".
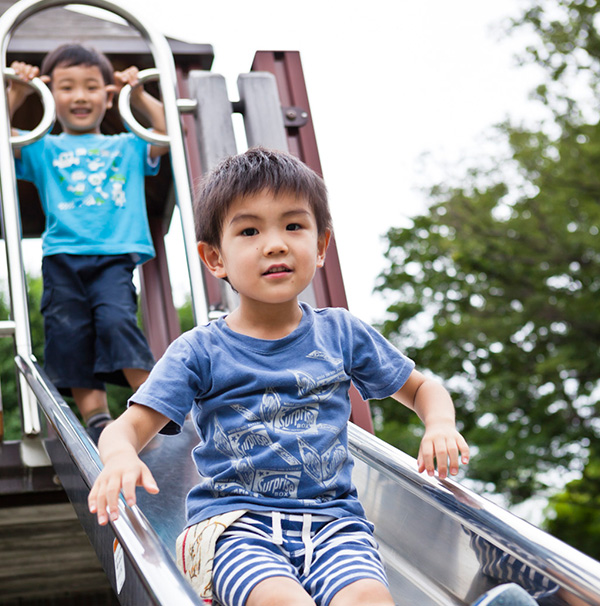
[
  {"xmin": 349, "ymin": 423, "xmax": 600, "ymax": 606},
  {"xmin": 17, "ymin": 354, "xmax": 600, "ymax": 606}
]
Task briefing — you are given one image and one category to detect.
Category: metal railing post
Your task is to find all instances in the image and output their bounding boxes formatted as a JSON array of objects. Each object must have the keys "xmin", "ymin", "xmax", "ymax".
[{"xmin": 0, "ymin": 0, "xmax": 208, "ymax": 436}]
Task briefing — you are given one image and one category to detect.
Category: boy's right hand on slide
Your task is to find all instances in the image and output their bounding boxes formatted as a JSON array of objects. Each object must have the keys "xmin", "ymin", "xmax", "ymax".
[{"xmin": 87, "ymin": 455, "xmax": 159, "ymax": 525}]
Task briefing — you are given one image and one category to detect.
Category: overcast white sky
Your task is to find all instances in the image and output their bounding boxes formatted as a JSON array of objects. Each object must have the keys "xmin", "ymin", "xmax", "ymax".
[{"xmin": 21, "ymin": 0, "xmax": 543, "ymax": 324}]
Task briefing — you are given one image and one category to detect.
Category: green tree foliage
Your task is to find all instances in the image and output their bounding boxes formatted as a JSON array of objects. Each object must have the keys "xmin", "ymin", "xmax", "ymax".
[
  {"xmin": 177, "ymin": 296, "xmax": 195, "ymax": 333},
  {"xmin": 0, "ymin": 275, "xmax": 44, "ymax": 440},
  {"xmin": 375, "ymin": 0, "xmax": 600, "ymax": 514},
  {"xmin": 514, "ymin": 0, "xmax": 600, "ymax": 123},
  {"xmin": 544, "ymin": 440, "xmax": 600, "ymax": 560}
]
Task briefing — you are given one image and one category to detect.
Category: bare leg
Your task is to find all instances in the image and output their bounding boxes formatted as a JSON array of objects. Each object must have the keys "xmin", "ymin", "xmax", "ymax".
[
  {"xmin": 246, "ymin": 577, "xmax": 315, "ymax": 606},
  {"xmin": 72, "ymin": 388, "xmax": 109, "ymax": 424},
  {"xmin": 73, "ymin": 368, "xmax": 148, "ymax": 424},
  {"xmin": 74, "ymin": 369, "xmax": 149, "ymax": 442},
  {"xmin": 123, "ymin": 367, "xmax": 150, "ymax": 392},
  {"xmin": 329, "ymin": 579, "xmax": 395, "ymax": 606}
]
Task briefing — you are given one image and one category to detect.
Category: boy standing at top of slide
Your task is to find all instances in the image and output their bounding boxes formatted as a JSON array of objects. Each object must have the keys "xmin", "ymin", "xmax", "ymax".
[{"xmin": 7, "ymin": 43, "xmax": 168, "ymax": 439}]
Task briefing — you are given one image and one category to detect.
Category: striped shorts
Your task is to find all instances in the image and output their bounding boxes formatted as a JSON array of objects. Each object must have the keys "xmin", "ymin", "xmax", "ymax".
[
  {"xmin": 467, "ymin": 531, "xmax": 559, "ymax": 602},
  {"xmin": 211, "ymin": 511, "xmax": 389, "ymax": 606}
]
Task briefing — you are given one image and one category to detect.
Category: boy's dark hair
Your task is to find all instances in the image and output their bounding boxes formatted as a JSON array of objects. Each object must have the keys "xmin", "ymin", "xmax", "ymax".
[
  {"xmin": 41, "ymin": 43, "xmax": 114, "ymax": 85},
  {"xmin": 195, "ymin": 147, "xmax": 332, "ymax": 246}
]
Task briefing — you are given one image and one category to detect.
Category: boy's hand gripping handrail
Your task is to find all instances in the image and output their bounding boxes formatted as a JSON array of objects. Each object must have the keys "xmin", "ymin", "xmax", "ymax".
[
  {"xmin": 118, "ymin": 67, "xmax": 197, "ymax": 147},
  {"xmin": 118, "ymin": 68, "xmax": 169, "ymax": 146},
  {"xmin": 4, "ymin": 67, "xmax": 55, "ymax": 147}
]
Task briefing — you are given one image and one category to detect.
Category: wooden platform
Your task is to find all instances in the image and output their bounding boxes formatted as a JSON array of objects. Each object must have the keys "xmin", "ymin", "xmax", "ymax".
[{"xmin": 0, "ymin": 502, "xmax": 119, "ymax": 605}]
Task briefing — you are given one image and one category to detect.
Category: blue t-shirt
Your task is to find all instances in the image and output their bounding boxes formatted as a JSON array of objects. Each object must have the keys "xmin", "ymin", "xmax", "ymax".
[
  {"xmin": 16, "ymin": 132, "xmax": 159, "ymax": 264},
  {"xmin": 132, "ymin": 303, "xmax": 415, "ymax": 526}
]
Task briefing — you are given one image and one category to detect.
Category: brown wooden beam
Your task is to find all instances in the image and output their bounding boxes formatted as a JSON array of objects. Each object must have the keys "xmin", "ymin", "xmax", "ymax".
[{"xmin": 139, "ymin": 218, "xmax": 181, "ymax": 360}]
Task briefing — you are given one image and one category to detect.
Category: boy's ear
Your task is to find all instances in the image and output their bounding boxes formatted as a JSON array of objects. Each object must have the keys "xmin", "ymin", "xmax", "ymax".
[
  {"xmin": 316, "ymin": 230, "xmax": 331, "ymax": 269},
  {"xmin": 105, "ymin": 84, "xmax": 116, "ymax": 109},
  {"xmin": 198, "ymin": 242, "xmax": 227, "ymax": 279}
]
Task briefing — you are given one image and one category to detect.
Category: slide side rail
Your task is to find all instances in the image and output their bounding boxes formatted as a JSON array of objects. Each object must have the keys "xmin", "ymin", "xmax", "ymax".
[
  {"xmin": 15, "ymin": 354, "xmax": 201, "ymax": 606},
  {"xmin": 349, "ymin": 423, "xmax": 600, "ymax": 606}
]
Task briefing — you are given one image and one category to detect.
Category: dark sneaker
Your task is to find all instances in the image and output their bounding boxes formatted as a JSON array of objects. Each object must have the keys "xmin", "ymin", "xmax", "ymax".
[{"xmin": 472, "ymin": 583, "xmax": 537, "ymax": 606}]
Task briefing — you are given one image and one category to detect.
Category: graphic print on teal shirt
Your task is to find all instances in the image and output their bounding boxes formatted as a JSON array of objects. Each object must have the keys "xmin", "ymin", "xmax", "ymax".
[{"xmin": 53, "ymin": 146, "xmax": 129, "ymax": 210}]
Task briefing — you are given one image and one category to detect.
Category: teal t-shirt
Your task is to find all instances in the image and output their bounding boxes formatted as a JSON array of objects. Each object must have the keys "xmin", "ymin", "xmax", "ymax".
[{"xmin": 16, "ymin": 132, "xmax": 159, "ymax": 264}]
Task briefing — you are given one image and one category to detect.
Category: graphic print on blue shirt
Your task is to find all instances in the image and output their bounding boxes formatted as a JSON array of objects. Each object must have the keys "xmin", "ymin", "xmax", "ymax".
[
  {"xmin": 131, "ymin": 303, "xmax": 416, "ymax": 524},
  {"xmin": 209, "ymin": 353, "xmax": 348, "ymax": 501}
]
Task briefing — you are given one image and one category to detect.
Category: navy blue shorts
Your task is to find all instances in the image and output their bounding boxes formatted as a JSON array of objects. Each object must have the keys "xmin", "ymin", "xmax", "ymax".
[{"xmin": 40, "ymin": 253, "xmax": 155, "ymax": 393}]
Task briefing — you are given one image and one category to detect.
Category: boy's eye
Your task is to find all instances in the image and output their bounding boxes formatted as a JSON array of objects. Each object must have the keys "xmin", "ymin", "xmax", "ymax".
[
  {"xmin": 241, "ymin": 227, "xmax": 258, "ymax": 237},
  {"xmin": 286, "ymin": 223, "xmax": 302, "ymax": 231}
]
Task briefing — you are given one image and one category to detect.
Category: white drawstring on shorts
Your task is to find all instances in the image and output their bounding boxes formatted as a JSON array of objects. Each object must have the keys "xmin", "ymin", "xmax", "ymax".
[
  {"xmin": 271, "ymin": 510, "xmax": 283, "ymax": 545},
  {"xmin": 269, "ymin": 512, "xmax": 315, "ymax": 575},
  {"xmin": 301, "ymin": 513, "xmax": 313, "ymax": 575}
]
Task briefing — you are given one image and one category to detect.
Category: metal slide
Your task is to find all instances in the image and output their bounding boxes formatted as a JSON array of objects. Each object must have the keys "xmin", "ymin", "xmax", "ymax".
[{"xmin": 15, "ymin": 353, "xmax": 600, "ymax": 606}]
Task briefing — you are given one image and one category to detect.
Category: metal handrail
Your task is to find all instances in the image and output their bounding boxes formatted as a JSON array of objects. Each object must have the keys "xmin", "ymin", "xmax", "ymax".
[
  {"xmin": 118, "ymin": 67, "xmax": 198, "ymax": 143},
  {"xmin": 0, "ymin": 320, "xmax": 16, "ymax": 337},
  {"xmin": 0, "ymin": 0, "xmax": 210, "ymax": 435},
  {"xmin": 0, "ymin": 11, "xmax": 39, "ymax": 434},
  {"xmin": 15, "ymin": 354, "xmax": 201, "ymax": 606},
  {"xmin": 4, "ymin": 67, "xmax": 55, "ymax": 147},
  {"xmin": 348, "ymin": 423, "xmax": 600, "ymax": 606},
  {"xmin": 118, "ymin": 67, "xmax": 170, "ymax": 146}
]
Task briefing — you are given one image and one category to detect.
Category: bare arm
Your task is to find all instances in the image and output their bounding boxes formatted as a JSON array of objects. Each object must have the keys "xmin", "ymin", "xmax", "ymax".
[
  {"xmin": 391, "ymin": 369, "xmax": 470, "ymax": 478},
  {"xmin": 113, "ymin": 66, "xmax": 168, "ymax": 158},
  {"xmin": 87, "ymin": 403, "xmax": 169, "ymax": 525},
  {"xmin": 7, "ymin": 61, "xmax": 43, "ymax": 157}
]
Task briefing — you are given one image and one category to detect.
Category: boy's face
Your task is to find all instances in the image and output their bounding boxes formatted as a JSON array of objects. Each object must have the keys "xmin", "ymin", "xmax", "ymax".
[
  {"xmin": 50, "ymin": 63, "xmax": 114, "ymax": 135},
  {"xmin": 199, "ymin": 190, "xmax": 330, "ymax": 308}
]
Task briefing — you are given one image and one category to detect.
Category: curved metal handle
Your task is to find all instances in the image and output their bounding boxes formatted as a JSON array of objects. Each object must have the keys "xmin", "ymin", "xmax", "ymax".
[
  {"xmin": 5, "ymin": 67, "xmax": 56, "ymax": 148},
  {"xmin": 1, "ymin": 0, "xmax": 209, "ymax": 363},
  {"xmin": 118, "ymin": 67, "xmax": 170, "ymax": 147}
]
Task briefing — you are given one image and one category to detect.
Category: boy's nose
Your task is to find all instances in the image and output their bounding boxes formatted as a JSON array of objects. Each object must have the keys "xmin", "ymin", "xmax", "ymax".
[
  {"xmin": 264, "ymin": 234, "xmax": 288, "ymax": 255},
  {"xmin": 73, "ymin": 87, "xmax": 88, "ymax": 101}
]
